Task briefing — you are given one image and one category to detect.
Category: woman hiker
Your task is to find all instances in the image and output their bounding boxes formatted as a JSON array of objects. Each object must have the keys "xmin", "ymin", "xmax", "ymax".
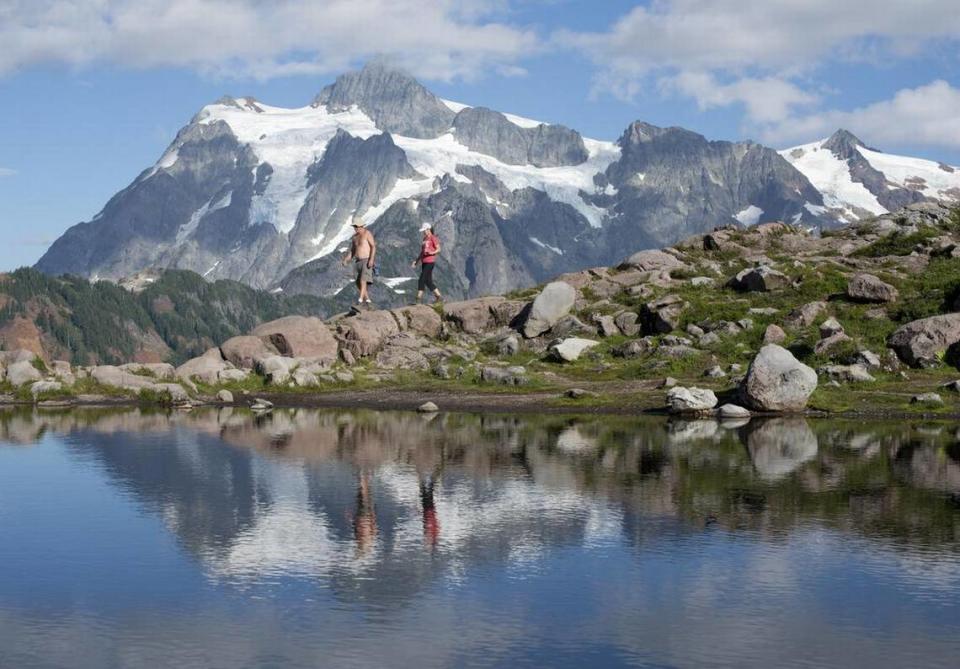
[{"xmin": 411, "ymin": 221, "xmax": 442, "ymax": 304}]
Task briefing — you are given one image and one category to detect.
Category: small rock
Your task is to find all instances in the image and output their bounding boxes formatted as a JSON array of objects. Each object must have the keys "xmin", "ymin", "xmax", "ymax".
[
  {"xmin": 335, "ymin": 371, "xmax": 355, "ymax": 383},
  {"xmin": 737, "ymin": 318, "xmax": 754, "ymax": 331},
  {"xmin": 690, "ymin": 276, "xmax": 714, "ymax": 287},
  {"xmin": 549, "ymin": 337, "xmax": 601, "ymax": 362},
  {"xmin": 666, "ymin": 386, "xmax": 718, "ymax": 414},
  {"xmin": 216, "ymin": 389, "xmax": 234, "ymax": 403},
  {"xmin": 30, "ymin": 380, "xmax": 62, "ymax": 397},
  {"xmin": 854, "ymin": 350, "xmax": 882, "ymax": 370},
  {"xmin": 480, "ymin": 366, "xmax": 527, "ymax": 386},
  {"xmin": 565, "ymin": 388, "xmax": 595, "ymax": 399},
  {"xmin": 940, "ymin": 380, "xmax": 960, "ymax": 393},
  {"xmin": 250, "ymin": 398, "xmax": 273, "ymax": 411},
  {"xmin": 686, "ymin": 324, "xmax": 705, "ymax": 337},
  {"xmin": 703, "ymin": 365, "xmax": 726, "ymax": 378},
  {"xmin": 614, "ymin": 312, "xmax": 641, "ymax": 337},
  {"xmin": 911, "ymin": 393, "xmax": 943, "ymax": 405},
  {"xmin": 613, "ymin": 339, "xmax": 653, "ymax": 359},
  {"xmin": 717, "ymin": 403, "xmax": 751, "ymax": 418},
  {"xmin": 728, "ymin": 265, "xmax": 790, "ymax": 292},
  {"xmin": 659, "ymin": 377, "xmax": 678, "ymax": 389},
  {"xmin": 749, "ymin": 307, "xmax": 779, "ymax": 316},
  {"xmin": 819, "ymin": 317, "xmax": 844, "ymax": 339},
  {"xmin": 784, "ymin": 301, "xmax": 827, "ymax": 329},
  {"xmin": 699, "ymin": 332, "xmax": 721, "ymax": 347},
  {"xmin": 417, "ymin": 401, "xmax": 439, "ymax": 413},
  {"xmin": 340, "ymin": 348, "xmax": 356, "ymax": 365},
  {"xmin": 729, "ymin": 363, "xmax": 743, "ymax": 373},
  {"xmin": 818, "ymin": 364, "xmax": 876, "ymax": 383},
  {"xmin": 497, "ymin": 334, "xmax": 520, "ymax": 356},
  {"xmin": 814, "ymin": 333, "xmax": 852, "ymax": 356}
]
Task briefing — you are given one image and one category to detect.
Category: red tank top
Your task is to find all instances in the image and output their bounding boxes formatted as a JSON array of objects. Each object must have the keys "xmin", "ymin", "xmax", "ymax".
[{"xmin": 420, "ymin": 234, "xmax": 439, "ymax": 264}]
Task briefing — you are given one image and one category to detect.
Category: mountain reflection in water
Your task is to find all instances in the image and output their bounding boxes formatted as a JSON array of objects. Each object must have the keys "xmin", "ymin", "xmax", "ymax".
[{"xmin": 1, "ymin": 407, "xmax": 960, "ymax": 669}]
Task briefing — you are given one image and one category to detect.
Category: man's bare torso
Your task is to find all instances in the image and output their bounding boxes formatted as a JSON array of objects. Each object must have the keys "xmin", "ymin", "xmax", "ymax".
[{"xmin": 352, "ymin": 229, "xmax": 373, "ymax": 259}]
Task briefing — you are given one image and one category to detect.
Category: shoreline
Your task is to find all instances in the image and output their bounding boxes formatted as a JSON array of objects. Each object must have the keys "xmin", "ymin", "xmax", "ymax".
[{"xmin": 4, "ymin": 387, "xmax": 960, "ymax": 420}]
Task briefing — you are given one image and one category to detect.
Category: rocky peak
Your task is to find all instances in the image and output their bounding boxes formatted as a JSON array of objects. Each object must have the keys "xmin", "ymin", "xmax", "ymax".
[
  {"xmin": 451, "ymin": 106, "xmax": 588, "ymax": 167},
  {"xmin": 312, "ymin": 61, "xmax": 455, "ymax": 139},
  {"xmin": 822, "ymin": 129, "xmax": 871, "ymax": 159}
]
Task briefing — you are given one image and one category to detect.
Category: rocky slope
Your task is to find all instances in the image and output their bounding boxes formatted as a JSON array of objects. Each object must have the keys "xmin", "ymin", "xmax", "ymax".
[
  {"xmin": 37, "ymin": 63, "xmax": 959, "ymax": 306},
  {"xmin": 9, "ymin": 202, "xmax": 960, "ymax": 416}
]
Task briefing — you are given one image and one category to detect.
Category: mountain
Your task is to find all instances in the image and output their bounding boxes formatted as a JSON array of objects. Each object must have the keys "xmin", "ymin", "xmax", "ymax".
[
  {"xmin": 781, "ymin": 129, "xmax": 960, "ymax": 223},
  {"xmin": 35, "ymin": 63, "xmax": 960, "ymax": 303},
  {"xmin": 0, "ymin": 267, "xmax": 333, "ymax": 365}
]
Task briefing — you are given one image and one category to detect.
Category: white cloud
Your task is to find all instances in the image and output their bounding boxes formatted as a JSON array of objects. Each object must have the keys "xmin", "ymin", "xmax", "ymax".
[
  {"xmin": 0, "ymin": 0, "xmax": 540, "ymax": 81},
  {"xmin": 762, "ymin": 80, "xmax": 960, "ymax": 150},
  {"xmin": 559, "ymin": 0, "xmax": 960, "ymax": 125},
  {"xmin": 0, "ymin": 168, "xmax": 17, "ymax": 177}
]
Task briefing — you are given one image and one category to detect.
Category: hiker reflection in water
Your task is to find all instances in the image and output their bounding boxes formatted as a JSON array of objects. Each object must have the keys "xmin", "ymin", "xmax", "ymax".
[
  {"xmin": 420, "ymin": 472, "xmax": 440, "ymax": 551},
  {"xmin": 352, "ymin": 471, "xmax": 377, "ymax": 556}
]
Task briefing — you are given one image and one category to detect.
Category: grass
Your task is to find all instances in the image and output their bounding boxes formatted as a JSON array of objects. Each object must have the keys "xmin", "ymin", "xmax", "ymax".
[{"xmin": 851, "ymin": 227, "xmax": 940, "ymax": 257}]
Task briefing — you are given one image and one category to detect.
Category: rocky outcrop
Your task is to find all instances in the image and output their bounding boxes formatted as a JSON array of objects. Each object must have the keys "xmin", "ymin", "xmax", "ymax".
[
  {"xmin": 888, "ymin": 314, "xmax": 960, "ymax": 367},
  {"xmin": 666, "ymin": 387, "xmax": 718, "ymax": 414},
  {"xmin": 221, "ymin": 336, "xmax": 278, "ymax": 370},
  {"xmin": 336, "ymin": 310, "xmax": 401, "ymax": 358},
  {"xmin": 522, "ymin": 282, "xmax": 576, "ymax": 338},
  {"xmin": 6, "ymin": 361, "xmax": 42, "ymax": 387},
  {"xmin": 176, "ymin": 348, "xmax": 242, "ymax": 385},
  {"xmin": 451, "ymin": 106, "xmax": 588, "ymax": 167},
  {"xmin": 740, "ymin": 344, "xmax": 818, "ymax": 412}
]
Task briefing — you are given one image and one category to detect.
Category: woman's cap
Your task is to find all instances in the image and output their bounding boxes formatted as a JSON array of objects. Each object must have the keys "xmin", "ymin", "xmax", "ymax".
[{"xmin": 419, "ymin": 222, "xmax": 433, "ymax": 233}]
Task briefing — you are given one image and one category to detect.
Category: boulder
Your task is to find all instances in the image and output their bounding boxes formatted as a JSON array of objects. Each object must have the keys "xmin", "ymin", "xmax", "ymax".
[
  {"xmin": 847, "ymin": 273, "xmax": 899, "ymax": 303},
  {"xmin": 418, "ymin": 401, "xmax": 439, "ymax": 413},
  {"xmin": 221, "ymin": 336, "xmax": 278, "ymax": 370},
  {"xmin": 522, "ymin": 282, "xmax": 576, "ymax": 338},
  {"xmin": 390, "ymin": 305, "xmax": 444, "ymax": 338},
  {"xmin": 740, "ymin": 344, "xmax": 817, "ymax": 412},
  {"xmin": 480, "ymin": 366, "xmax": 528, "ymax": 385},
  {"xmin": 612, "ymin": 339, "xmax": 654, "ymax": 359},
  {"xmin": 941, "ymin": 380, "xmax": 960, "ymax": 393},
  {"xmin": 639, "ymin": 294, "xmax": 685, "ymax": 334},
  {"xmin": 818, "ymin": 364, "xmax": 875, "ymax": 383},
  {"xmin": 887, "ymin": 314, "xmax": 960, "ymax": 367},
  {"xmin": 496, "ymin": 333, "xmax": 520, "ymax": 356},
  {"xmin": 784, "ymin": 301, "xmax": 827, "ymax": 328},
  {"xmin": 375, "ymin": 339, "xmax": 431, "ymax": 370},
  {"xmin": 442, "ymin": 297, "xmax": 506, "ymax": 334},
  {"xmin": 763, "ymin": 324, "xmax": 787, "ymax": 344},
  {"xmin": 258, "ymin": 355, "xmax": 298, "ymax": 385},
  {"xmin": 619, "ymin": 249, "xmax": 684, "ymax": 272},
  {"xmin": 30, "ymin": 380, "xmax": 62, "ymax": 397},
  {"xmin": 176, "ymin": 348, "xmax": 232, "ymax": 385},
  {"xmin": 337, "ymin": 310, "xmax": 401, "ymax": 358},
  {"xmin": 728, "ymin": 266, "xmax": 790, "ymax": 292},
  {"xmin": 819, "ymin": 317, "xmax": 844, "ymax": 339},
  {"xmin": 854, "ymin": 350, "xmax": 882, "ymax": 370},
  {"xmin": 703, "ymin": 365, "xmax": 726, "ymax": 378},
  {"xmin": 564, "ymin": 388, "xmax": 595, "ymax": 399},
  {"xmin": 251, "ymin": 316, "xmax": 338, "ymax": 364},
  {"xmin": 549, "ymin": 315, "xmax": 595, "ymax": 338},
  {"xmin": 549, "ymin": 338, "xmax": 600, "ymax": 362},
  {"xmin": 218, "ymin": 368, "xmax": 249, "ymax": 383},
  {"xmin": 717, "ymin": 403, "xmax": 751, "ymax": 419},
  {"xmin": 50, "ymin": 360, "xmax": 76, "ymax": 386},
  {"xmin": 911, "ymin": 393, "xmax": 944, "ymax": 405},
  {"xmin": 292, "ymin": 368, "xmax": 321, "ymax": 387},
  {"xmin": 666, "ymin": 386, "xmax": 718, "ymax": 414},
  {"xmin": 6, "ymin": 360, "xmax": 42, "ymax": 387},
  {"xmin": 814, "ymin": 333, "xmax": 852, "ymax": 356},
  {"xmin": 594, "ymin": 314, "xmax": 620, "ymax": 337},
  {"xmin": 216, "ymin": 389, "xmax": 234, "ymax": 403},
  {"xmin": 0, "ymin": 349, "xmax": 37, "ymax": 365}
]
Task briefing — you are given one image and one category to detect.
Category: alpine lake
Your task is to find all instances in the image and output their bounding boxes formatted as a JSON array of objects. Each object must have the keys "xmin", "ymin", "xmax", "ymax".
[{"xmin": 2, "ymin": 406, "xmax": 959, "ymax": 668}]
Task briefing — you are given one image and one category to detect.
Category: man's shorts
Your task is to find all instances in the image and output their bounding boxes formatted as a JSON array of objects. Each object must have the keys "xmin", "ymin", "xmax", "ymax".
[{"xmin": 355, "ymin": 258, "xmax": 373, "ymax": 283}]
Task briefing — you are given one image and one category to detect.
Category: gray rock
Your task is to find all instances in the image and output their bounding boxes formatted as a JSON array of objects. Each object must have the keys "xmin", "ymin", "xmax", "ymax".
[
  {"xmin": 854, "ymin": 350, "xmax": 882, "ymax": 370},
  {"xmin": 698, "ymin": 332, "xmax": 721, "ymax": 347},
  {"xmin": 819, "ymin": 317, "xmax": 844, "ymax": 338},
  {"xmin": 6, "ymin": 360, "xmax": 42, "ymax": 387},
  {"xmin": 911, "ymin": 393, "xmax": 944, "ymax": 405},
  {"xmin": 640, "ymin": 294, "xmax": 685, "ymax": 334},
  {"xmin": 251, "ymin": 315, "xmax": 338, "ymax": 364},
  {"xmin": 292, "ymin": 368, "xmax": 320, "ymax": 387},
  {"xmin": 690, "ymin": 276, "xmax": 714, "ymax": 287},
  {"xmin": 940, "ymin": 380, "xmax": 960, "ymax": 393},
  {"xmin": 814, "ymin": 332, "xmax": 852, "ymax": 356},
  {"xmin": 784, "ymin": 301, "xmax": 827, "ymax": 328},
  {"xmin": 717, "ymin": 403, "xmax": 751, "ymax": 418},
  {"xmin": 847, "ymin": 272, "xmax": 899, "ymax": 303},
  {"xmin": 660, "ymin": 377, "xmax": 678, "ymax": 389},
  {"xmin": 548, "ymin": 315, "xmax": 595, "ymax": 339},
  {"xmin": 737, "ymin": 318, "xmax": 755, "ymax": 331},
  {"xmin": 119, "ymin": 362, "xmax": 176, "ymax": 379},
  {"xmin": 619, "ymin": 249, "xmax": 684, "ymax": 272},
  {"xmin": 480, "ymin": 366, "xmax": 528, "ymax": 386},
  {"xmin": 417, "ymin": 401, "xmax": 439, "ymax": 413},
  {"xmin": 614, "ymin": 312, "xmax": 641, "ymax": 337},
  {"xmin": 258, "ymin": 356, "xmax": 298, "ymax": 385},
  {"xmin": 613, "ymin": 339, "xmax": 654, "ymax": 359},
  {"xmin": 729, "ymin": 265, "xmax": 790, "ymax": 292},
  {"xmin": 335, "ymin": 371, "xmax": 355, "ymax": 383},
  {"xmin": 666, "ymin": 386, "xmax": 718, "ymax": 414},
  {"xmin": 250, "ymin": 398, "xmax": 273, "ymax": 411},
  {"xmin": 522, "ymin": 281, "xmax": 576, "ymax": 338},
  {"xmin": 749, "ymin": 307, "xmax": 779, "ymax": 316},
  {"xmin": 549, "ymin": 338, "xmax": 600, "ymax": 362},
  {"xmin": 888, "ymin": 314, "xmax": 960, "ymax": 367},
  {"xmin": 337, "ymin": 309, "xmax": 402, "ymax": 358},
  {"xmin": 50, "ymin": 361, "xmax": 76, "ymax": 386},
  {"xmin": 763, "ymin": 324, "xmax": 787, "ymax": 344},
  {"xmin": 740, "ymin": 344, "xmax": 818, "ymax": 412},
  {"xmin": 30, "ymin": 380, "xmax": 62, "ymax": 397},
  {"xmin": 818, "ymin": 364, "xmax": 876, "ymax": 383},
  {"xmin": 496, "ymin": 333, "xmax": 520, "ymax": 356},
  {"xmin": 703, "ymin": 365, "xmax": 727, "ymax": 378},
  {"xmin": 594, "ymin": 314, "xmax": 620, "ymax": 337},
  {"xmin": 176, "ymin": 348, "xmax": 233, "ymax": 385},
  {"xmin": 686, "ymin": 324, "xmax": 705, "ymax": 337},
  {"xmin": 216, "ymin": 389, "xmax": 234, "ymax": 403},
  {"xmin": 564, "ymin": 388, "xmax": 595, "ymax": 399}
]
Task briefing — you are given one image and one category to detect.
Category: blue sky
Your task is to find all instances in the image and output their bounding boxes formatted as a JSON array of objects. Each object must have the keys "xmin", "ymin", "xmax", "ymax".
[{"xmin": 1, "ymin": 0, "xmax": 959, "ymax": 271}]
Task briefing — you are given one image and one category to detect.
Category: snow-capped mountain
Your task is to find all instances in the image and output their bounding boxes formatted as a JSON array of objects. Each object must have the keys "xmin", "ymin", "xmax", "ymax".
[
  {"xmin": 781, "ymin": 129, "xmax": 960, "ymax": 224},
  {"xmin": 34, "ymin": 63, "xmax": 959, "ymax": 301}
]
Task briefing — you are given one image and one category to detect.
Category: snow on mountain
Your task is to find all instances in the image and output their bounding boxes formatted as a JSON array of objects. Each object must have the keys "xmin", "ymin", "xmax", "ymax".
[
  {"xmin": 780, "ymin": 139, "xmax": 886, "ymax": 221},
  {"xmin": 857, "ymin": 146, "xmax": 960, "ymax": 202}
]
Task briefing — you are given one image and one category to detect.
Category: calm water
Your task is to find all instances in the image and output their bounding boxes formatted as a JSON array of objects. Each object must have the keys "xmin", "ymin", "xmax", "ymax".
[{"xmin": 1, "ymin": 408, "xmax": 960, "ymax": 668}]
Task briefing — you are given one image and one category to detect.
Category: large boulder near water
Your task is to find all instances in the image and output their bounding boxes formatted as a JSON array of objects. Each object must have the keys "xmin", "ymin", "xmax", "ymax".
[
  {"xmin": 666, "ymin": 386, "xmax": 718, "ymax": 414},
  {"xmin": 522, "ymin": 281, "xmax": 576, "ymax": 338},
  {"xmin": 336, "ymin": 310, "xmax": 401, "ymax": 358},
  {"xmin": 6, "ymin": 360, "xmax": 42, "ymax": 387},
  {"xmin": 221, "ymin": 336, "xmax": 278, "ymax": 370},
  {"xmin": 740, "ymin": 344, "xmax": 817, "ymax": 412},
  {"xmin": 176, "ymin": 348, "xmax": 234, "ymax": 385},
  {"xmin": 847, "ymin": 273, "xmax": 899, "ymax": 303},
  {"xmin": 887, "ymin": 314, "xmax": 960, "ymax": 368},
  {"xmin": 251, "ymin": 315, "xmax": 338, "ymax": 363}
]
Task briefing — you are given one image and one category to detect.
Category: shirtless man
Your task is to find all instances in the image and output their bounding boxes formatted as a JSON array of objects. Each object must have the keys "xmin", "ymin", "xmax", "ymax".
[{"xmin": 342, "ymin": 216, "xmax": 377, "ymax": 305}]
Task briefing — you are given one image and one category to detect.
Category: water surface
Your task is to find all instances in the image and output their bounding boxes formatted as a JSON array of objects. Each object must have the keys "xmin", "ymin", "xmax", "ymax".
[{"xmin": 2, "ymin": 407, "xmax": 959, "ymax": 668}]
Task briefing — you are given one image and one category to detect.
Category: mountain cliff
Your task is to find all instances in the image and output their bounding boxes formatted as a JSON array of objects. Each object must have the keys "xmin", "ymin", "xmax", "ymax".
[{"xmin": 35, "ymin": 63, "xmax": 960, "ymax": 305}]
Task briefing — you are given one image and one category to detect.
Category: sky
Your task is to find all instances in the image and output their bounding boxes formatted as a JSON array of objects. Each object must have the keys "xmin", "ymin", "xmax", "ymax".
[{"xmin": 1, "ymin": 0, "xmax": 959, "ymax": 271}]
